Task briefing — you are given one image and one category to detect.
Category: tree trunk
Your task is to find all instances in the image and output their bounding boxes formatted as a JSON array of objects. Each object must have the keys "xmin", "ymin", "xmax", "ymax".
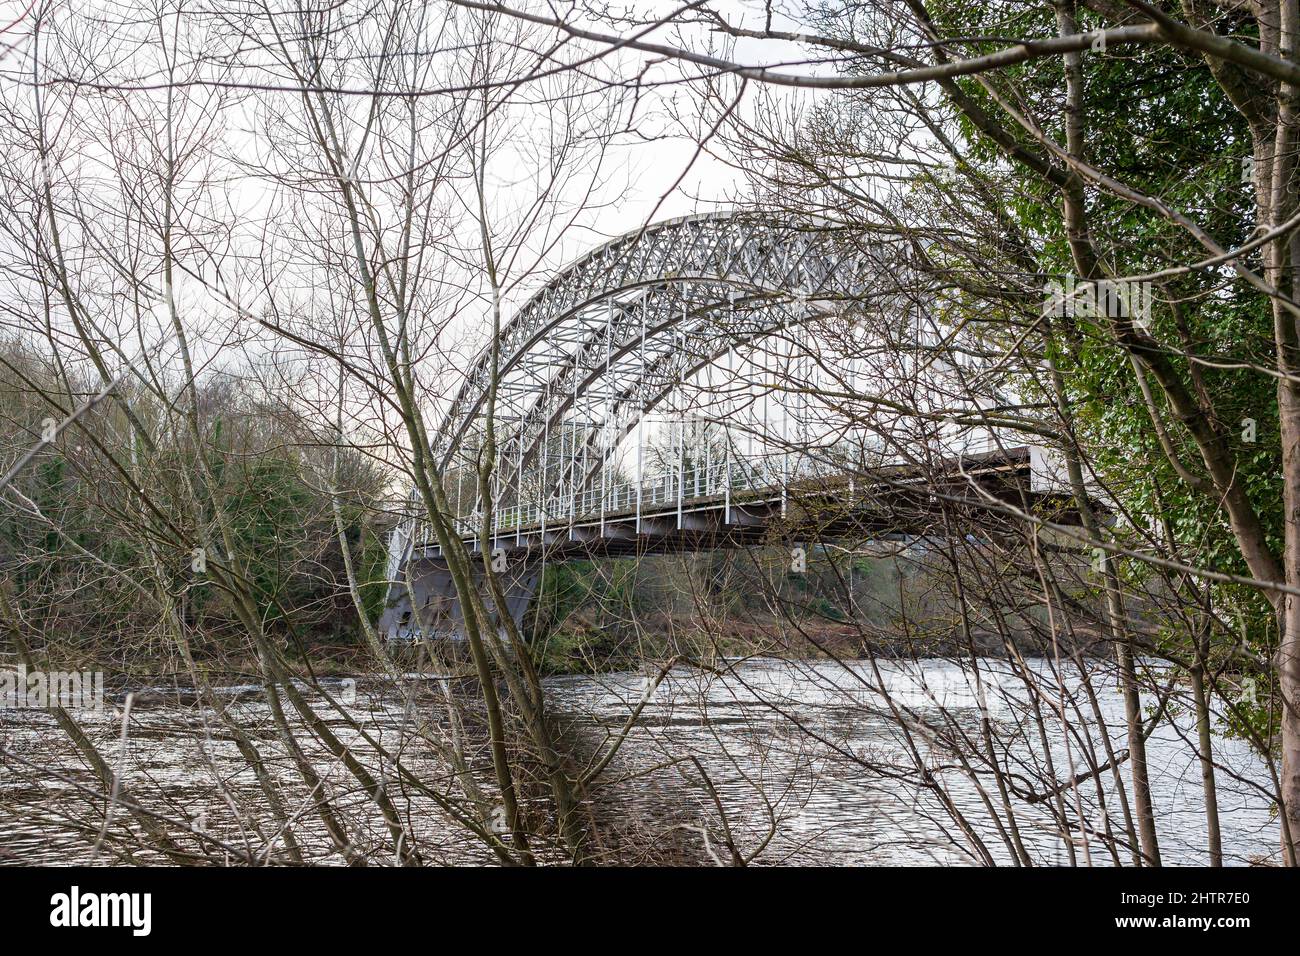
[{"xmin": 1189, "ymin": 654, "xmax": 1223, "ymax": 866}]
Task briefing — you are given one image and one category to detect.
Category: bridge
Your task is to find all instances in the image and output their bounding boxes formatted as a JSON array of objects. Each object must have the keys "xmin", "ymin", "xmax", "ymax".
[{"xmin": 380, "ymin": 212, "xmax": 1069, "ymax": 642}]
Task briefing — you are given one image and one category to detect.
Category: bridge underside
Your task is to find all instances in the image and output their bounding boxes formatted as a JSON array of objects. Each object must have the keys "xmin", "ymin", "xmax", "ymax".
[{"xmin": 381, "ymin": 447, "xmax": 1078, "ymax": 642}]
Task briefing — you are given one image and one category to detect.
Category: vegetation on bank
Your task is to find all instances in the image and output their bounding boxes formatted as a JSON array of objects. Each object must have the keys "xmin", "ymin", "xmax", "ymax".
[
  {"xmin": 528, "ymin": 547, "xmax": 1086, "ymax": 674},
  {"xmin": 0, "ymin": 340, "xmax": 391, "ymax": 679}
]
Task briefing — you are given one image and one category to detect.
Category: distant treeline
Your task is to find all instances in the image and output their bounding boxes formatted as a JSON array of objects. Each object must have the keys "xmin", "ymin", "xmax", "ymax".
[
  {"xmin": 0, "ymin": 339, "xmax": 391, "ymax": 673},
  {"xmin": 528, "ymin": 545, "xmax": 1099, "ymax": 673}
]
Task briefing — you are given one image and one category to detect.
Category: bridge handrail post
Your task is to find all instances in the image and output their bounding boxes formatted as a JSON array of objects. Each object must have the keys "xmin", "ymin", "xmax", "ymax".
[
  {"xmin": 725, "ymin": 455, "xmax": 731, "ymax": 524},
  {"xmin": 676, "ymin": 412, "xmax": 684, "ymax": 529},
  {"xmin": 636, "ymin": 414, "xmax": 643, "ymax": 534}
]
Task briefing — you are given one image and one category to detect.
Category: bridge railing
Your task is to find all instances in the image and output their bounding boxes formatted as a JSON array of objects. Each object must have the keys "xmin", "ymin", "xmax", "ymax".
[
  {"xmin": 425, "ymin": 450, "xmax": 861, "ymax": 547},
  {"xmin": 415, "ymin": 428, "xmax": 1007, "ymax": 549}
]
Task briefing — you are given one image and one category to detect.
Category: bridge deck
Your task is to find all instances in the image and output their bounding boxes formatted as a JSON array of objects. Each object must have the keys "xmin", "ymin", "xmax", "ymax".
[{"xmin": 409, "ymin": 446, "xmax": 1070, "ymax": 563}]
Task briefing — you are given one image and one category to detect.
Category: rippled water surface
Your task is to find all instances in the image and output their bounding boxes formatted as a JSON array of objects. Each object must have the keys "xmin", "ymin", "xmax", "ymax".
[
  {"xmin": 548, "ymin": 659, "xmax": 1277, "ymax": 865},
  {"xmin": 0, "ymin": 658, "xmax": 1279, "ymax": 865}
]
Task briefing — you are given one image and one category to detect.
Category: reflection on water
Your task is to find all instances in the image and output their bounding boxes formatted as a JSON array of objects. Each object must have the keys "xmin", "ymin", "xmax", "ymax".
[{"xmin": 0, "ymin": 658, "xmax": 1278, "ymax": 865}]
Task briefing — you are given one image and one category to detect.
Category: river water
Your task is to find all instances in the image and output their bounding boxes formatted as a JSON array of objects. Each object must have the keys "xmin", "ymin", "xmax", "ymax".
[
  {"xmin": 0, "ymin": 658, "xmax": 1280, "ymax": 865},
  {"xmin": 548, "ymin": 658, "xmax": 1278, "ymax": 865}
]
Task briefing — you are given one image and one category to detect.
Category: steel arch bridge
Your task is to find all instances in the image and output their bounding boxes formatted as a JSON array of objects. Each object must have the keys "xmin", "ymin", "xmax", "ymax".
[{"xmin": 380, "ymin": 212, "xmax": 1045, "ymax": 642}]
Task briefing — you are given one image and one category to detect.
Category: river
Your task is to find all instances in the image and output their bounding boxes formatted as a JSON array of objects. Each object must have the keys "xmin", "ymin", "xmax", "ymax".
[{"xmin": 0, "ymin": 658, "xmax": 1280, "ymax": 865}]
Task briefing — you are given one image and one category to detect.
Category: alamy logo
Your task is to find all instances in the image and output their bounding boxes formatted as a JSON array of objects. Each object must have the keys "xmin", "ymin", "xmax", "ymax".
[
  {"xmin": 49, "ymin": 886, "xmax": 152, "ymax": 936},
  {"xmin": 885, "ymin": 672, "xmax": 1009, "ymax": 717},
  {"xmin": 1042, "ymin": 275, "xmax": 1153, "ymax": 323},
  {"xmin": 0, "ymin": 665, "xmax": 104, "ymax": 711}
]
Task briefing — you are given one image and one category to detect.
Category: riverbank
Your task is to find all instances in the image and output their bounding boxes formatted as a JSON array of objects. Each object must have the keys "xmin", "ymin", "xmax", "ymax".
[{"xmin": 530, "ymin": 609, "xmax": 1095, "ymax": 674}]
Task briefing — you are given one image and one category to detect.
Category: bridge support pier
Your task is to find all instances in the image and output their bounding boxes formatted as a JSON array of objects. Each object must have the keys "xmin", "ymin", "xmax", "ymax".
[{"xmin": 379, "ymin": 556, "xmax": 540, "ymax": 645}]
